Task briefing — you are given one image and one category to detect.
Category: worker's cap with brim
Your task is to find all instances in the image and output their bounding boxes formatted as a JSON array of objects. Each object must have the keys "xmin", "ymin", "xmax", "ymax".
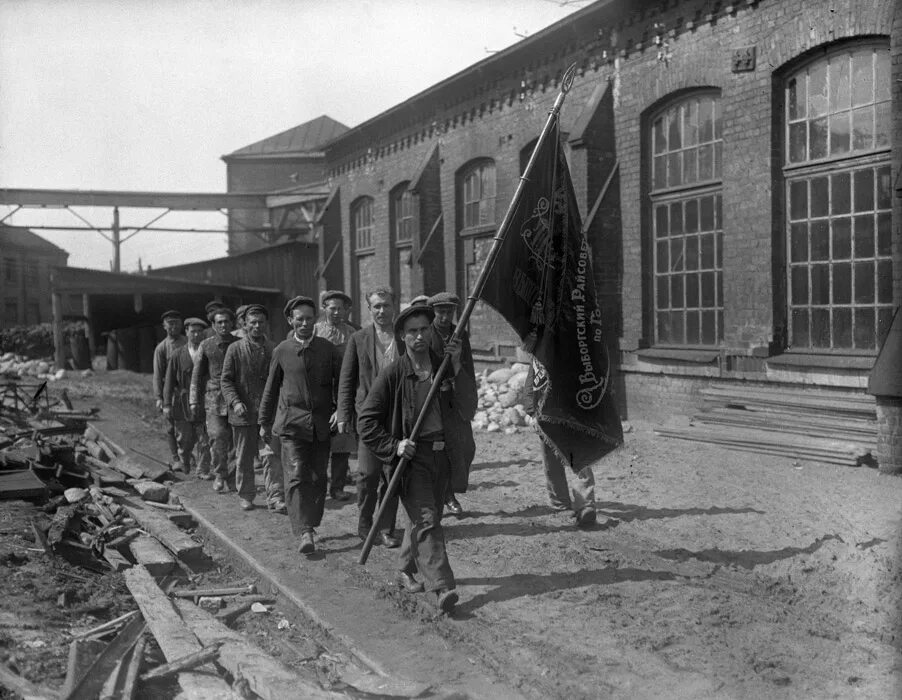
[
  {"xmin": 160, "ymin": 310, "xmax": 182, "ymax": 322},
  {"xmin": 284, "ymin": 295, "xmax": 317, "ymax": 317},
  {"xmin": 320, "ymin": 289, "xmax": 352, "ymax": 306},
  {"xmin": 394, "ymin": 304, "xmax": 435, "ymax": 336},
  {"xmin": 183, "ymin": 317, "xmax": 209, "ymax": 329},
  {"xmin": 235, "ymin": 304, "xmax": 250, "ymax": 320},
  {"xmin": 409, "ymin": 294, "xmax": 430, "ymax": 306},
  {"xmin": 204, "ymin": 300, "xmax": 226, "ymax": 314},
  {"xmin": 244, "ymin": 303, "xmax": 269, "ymax": 319},
  {"xmin": 207, "ymin": 306, "xmax": 235, "ymax": 322},
  {"xmin": 428, "ymin": 292, "xmax": 460, "ymax": 307}
]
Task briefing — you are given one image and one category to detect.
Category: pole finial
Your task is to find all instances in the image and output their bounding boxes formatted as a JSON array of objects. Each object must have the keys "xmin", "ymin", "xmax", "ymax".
[{"xmin": 561, "ymin": 62, "xmax": 578, "ymax": 94}]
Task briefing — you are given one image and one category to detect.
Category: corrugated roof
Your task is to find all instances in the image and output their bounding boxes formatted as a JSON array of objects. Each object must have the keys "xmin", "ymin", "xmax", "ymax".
[
  {"xmin": 0, "ymin": 225, "xmax": 68, "ymax": 256},
  {"xmin": 226, "ymin": 115, "xmax": 349, "ymax": 158}
]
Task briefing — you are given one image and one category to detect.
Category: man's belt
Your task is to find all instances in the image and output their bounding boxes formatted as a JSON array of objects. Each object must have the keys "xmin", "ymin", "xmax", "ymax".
[{"xmin": 418, "ymin": 439, "xmax": 445, "ymax": 451}]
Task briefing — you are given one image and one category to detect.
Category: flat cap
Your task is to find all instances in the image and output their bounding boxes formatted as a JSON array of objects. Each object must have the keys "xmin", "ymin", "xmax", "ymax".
[
  {"xmin": 284, "ymin": 295, "xmax": 316, "ymax": 317},
  {"xmin": 235, "ymin": 304, "xmax": 249, "ymax": 320},
  {"xmin": 204, "ymin": 300, "xmax": 225, "ymax": 314},
  {"xmin": 394, "ymin": 304, "xmax": 434, "ymax": 336},
  {"xmin": 160, "ymin": 310, "xmax": 182, "ymax": 322},
  {"xmin": 409, "ymin": 294, "xmax": 430, "ymax": 306},
  {"xmin": 320, "ymin": 289, "xmax": 352, "ymax": 306},
  {"xmin": 244, "ymin": 303, "xmax": 269, "ymax": 319},
  {"xmin": 207, "ymin": 306, "xmax": 235, "ymax": 322},
  {"xmin": 428, "ymin": 292, "xmax": 460, "ymax": 307},
  {"xmin": 183, "ymin": 317, "xmax": 208, "ymax": 329}
]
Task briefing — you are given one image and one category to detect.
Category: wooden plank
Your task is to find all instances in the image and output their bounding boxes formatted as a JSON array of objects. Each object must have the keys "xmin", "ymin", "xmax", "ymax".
[
  {"xmin": 123, "ymin": 503, "xmax": 203, "ymax": 563},
  {"xmin": 0, "ymin": 661, "xmax": 57, "ymax": 700},
  {"xmin": 174, "ymin": 599, "xmax": 340, "ymax": 700},
  {"xmin": 129, "ymin": 535, "xmax": 176, "ymax": 578},
  {"xmin": 123, "ymin": 565, "xmax": 236, "ymax": 700},
  {"xmin": 63, "ymin": 615, "xmax": 146, "ymax": 700},
  {"xmin": 87, "ymin": 421, "xmax": 168, "ymax": 480},
  {"xmin": 0, "ymin": 469, "xmax": 47, "ymax": 499}
]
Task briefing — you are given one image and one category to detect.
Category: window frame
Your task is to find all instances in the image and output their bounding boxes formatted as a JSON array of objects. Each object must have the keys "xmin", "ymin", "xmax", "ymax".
[
  {"xmin": 390, "ymin": 183, "xmax": 414, "ymax": 246},
  {"xmin": 458, "ymin": 159, "xmax": 497, "ymax": 234},
  {"xmin": 350, "ymin": 196, "xmax": 375, "ymax": 253}
]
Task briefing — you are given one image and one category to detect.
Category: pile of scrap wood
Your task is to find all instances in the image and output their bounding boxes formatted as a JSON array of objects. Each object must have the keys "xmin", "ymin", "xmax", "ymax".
[
  {"xmin": 654, "ymin": 383, "xmax": 877, "ymax": 467},
  {"xmin": 1, "ymin": 377, "xmax": 99, "ymax": 432}
]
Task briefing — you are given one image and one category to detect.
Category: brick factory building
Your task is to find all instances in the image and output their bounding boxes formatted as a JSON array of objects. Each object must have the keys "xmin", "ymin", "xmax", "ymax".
[
  {"xmin": 1, "ymin": 225, "xmax": 69, "ymax": 326},
  {"xmin": 222, "ymin": 0, "xmax": 900, "ymax": 422}
]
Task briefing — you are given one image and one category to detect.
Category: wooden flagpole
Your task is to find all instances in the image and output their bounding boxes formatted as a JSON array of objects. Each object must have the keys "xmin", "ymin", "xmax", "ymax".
[{"xmin": 358, "ymin": 63, "xmax": 579, "ymax": 565}]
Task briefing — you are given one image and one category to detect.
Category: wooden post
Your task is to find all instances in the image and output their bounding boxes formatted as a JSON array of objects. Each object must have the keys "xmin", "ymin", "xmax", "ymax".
[
  {"xmin": 52, "ymin": 290, "xmax": 65, "ymax": 370},
  {"xmin": 82, "ymin": 293, "xmax": 96, "ymax": 361},
  {"xmin": 112, "ymin": 206, "xmax": 121, "ymax": 273}
]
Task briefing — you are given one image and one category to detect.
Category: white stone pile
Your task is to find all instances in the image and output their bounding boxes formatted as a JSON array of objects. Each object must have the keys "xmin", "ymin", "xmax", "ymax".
[
  {"xmin": 0, "ymin": 352, "xmax": 74, "ymax": 381},
  {"xmin": 471, "ymin": 362, "xmax": 533, "ymax": 435}
]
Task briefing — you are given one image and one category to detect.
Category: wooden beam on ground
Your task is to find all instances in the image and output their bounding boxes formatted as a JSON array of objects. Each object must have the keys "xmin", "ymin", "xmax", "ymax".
[
  {"xmin": 122, "ymin": 503, "xmax": 203, "ymax": 563},
  {"xmin": 120, "ymin": 634, "xmax": 146, "ymax": 700},
  {"xmin": 0, "ymin": 469, "xmax": 47, "ymax": 500},
  {"xmin": 86, "ymin": 421, "xmax": 168, "ymax": 480},
  {"xmin": 0, "ymin": 661, "xmax": 57, "ymax": 700},
  {"xmin": 63, "ymin": 614, "xmax": 146, "ymax": 700},
  {"xmin": 123, "ymin": 565, "xmax": 236, "ymax": 700},
  {"xmin": 129, "ymin": 535, "xmax": 177, "ymax": 578},
  {"xmin": 174, "ymin": 599, "xmax": 340, "ymax": 700}
]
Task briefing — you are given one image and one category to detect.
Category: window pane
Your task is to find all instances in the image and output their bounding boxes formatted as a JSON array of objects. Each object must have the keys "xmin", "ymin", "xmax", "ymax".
[
  {"xmin": 854, "ymin": 307, "xmax": 875, "ymax": 350},
  {"xmin": 854, "ymin": 216, "xmax": 874, "ymax": 257},
  {"xmin": 670, "ymin": 275, "xmax": 684, "ymax": 307},
  {"xmin": 701, "ymin": 271, "xmax": 715, "ymax": 306},
  {"xmin": 685, "ymin": 236, "xmax": 699, "ymax": 270},
  {"xmin": 683, "ymin": 150, "xmax": 697, "ymax": 183},
  {"xmin": 877, "ymin": 166, "xmax": 891, "ymax": 209},
  {"xmin": 810, "ymin": 220, "xmax": 829, "ymax": 260},
  {"xmin": 833, "ymin": 263, "xmax": 851, "ymax": 304},
  {"xmin": 791, "ymin": 223, "xmax": 808, "ymax": 262},
  {"xmin": 788, "ymin": 76, "xmax": 805, "ymax": 120},
  {"xmin": 698, "ymin": 144, "xmax": 713, "ymax": 180},
  {"xmin": 655, "ymin": 206, "xmax": 668, "ymax": 238},
  {"xmin": 833, "ymin": 307, "xmax": 852, "ymax": 348},
  {"xmin": 699, "ymin": 98, "xmax": 713, "ymax": 141},
  {"xmin": 792, "ymin": 266, "xmax": 809, "ymax": 304},
  {"xmin": 810, "ymin": 177, "xmax": 828, "ymax": 217},
  {"xmin": 877, "ymin": 259, "xmax": 892, "ymax": 302},
  {"xmin": 829, "ymin": 55, "xmax": 851, "ymax": 111},
  {"xmin": 851, "ymin": 106, "xmax": 874, "ymax": 150},
  {"xmin": 829, "ymin": 112, "xmax": 850, "ymax": 155},
  {"xmin": 878, "ymin": 307, "xmax": 893, "ymax": 346},
  {"xmin": 833, "ymin": 218, "xmax": 851, "ymax": 260},
  {"xmin": 684, "ymin": 100, "xmax": 698, "ymax": 145},
  {"xmin": 809, "ymin": 118, "xmax": 828, "ymax": 159},
  {"xmin": 670, "ymin": 238, "xmax": 684, "ymax": 271},
  {"xmin": 875, "ymin": 100, "xmax": 890, "ymax": 148},
  {"xmin": 669, "ymin": 202, "xmax": 683, "ymax": 235},
  {"xmin": 811, "ymin": 308, "xmax": 831, "ymax": 347},
  {"xmin": 656, "ymin": 277, "xmax": 669, "ymax": 308},
  {"xmin": 790, "ymin": 181, "xmax": 808, "ymax": 220},
  {"xmin": 877, "ymin": 213, "xmax": 891, "ymax": 256},
  {"xmin": 789, "ymin": 122, "xmax": 807, "ymax": 163},
  {"xmin": 854, "ymin": 261, "xmax": 875, "ymax": 303},
  {"xmin": 654, "ymin": 118, "xmax": 666, "ymax": 153},
  {"xmin": 792, "ymin": 308, "xmax": 809, "ymax": 347},
  {"xmin": 811, "ymin": 264, "xmax": 829, "ymax": 304},
  {"xmin": 654, "ymin": 156, "xmax": 667, "ymax": 189},
  {"xmin": 686, "ymin": 311, "xmax": 700, "ymax": 344},
  {"xmin": 657, "ymin": 311, "xmax": 671, "ymax": 342},
  {"xmin": 668, "ymin": 110, "xmax": 681, "ymax": 149},
  {"xmin": 667, "ymin": 152, "xmax": 681, "ymax": 187},
  {"xmin": 714, "ymin": 142, "xmax": 722, "ymax": 179},
  {"xmin": 656, "ymin": 241, "xmax": 669, "ymax": 273},
  {"xmin": 808, "ymin": 62, "xmax": 828, "ymax": 117},
  {"xmin": 700, "ymin": 197, "xmax": 715, "ymax": 231},
  {"xmin": 701, "ymin": 311, "xmax": 716, "ymax": 344},
  {"xmin": 853, "ymin": 169, "xmax": 874, "ymax": 212},
  {"xmin": 671, "ymin": 311, "xmax": 685, "ymax": 343},
  {"xmin": 851, "ymin": 50, "xmax": 873, "ymax": 106},
  {"xmin": 685, "ymin": 200, "xmax": 699, "ymax": 232},
  {"xmin": 701, "ymin": 233, "xmax": 715, "ymax": 268},
  {"xmin": 875, "ymin": 50, "xmax": 890, "ymax": 102},
  {"xmin": 831, "ymin": 173, "xmax": 850, "ymax": 215},
  {"xmin": 686, "ymin": 273, "xmax": 699, "ymax": 306}
]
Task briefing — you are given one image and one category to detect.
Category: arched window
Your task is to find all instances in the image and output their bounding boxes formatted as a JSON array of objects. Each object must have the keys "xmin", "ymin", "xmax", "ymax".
[
  {"xmin": 390, "ymin": 183, "xmax": 414, "ymax": 243},
  {"xmin": 460, "ymin": 160, "xmax": 496, "ymax": 230},
  {"xmin": 784, "ymin": 43, "xmax": 892, "ymax": 351},
  {"xmin": 351, "ymin": 196, "xmax": 374, "ymax": 251},
  {"xmin": 649, "ymin": 92, "xmax": 723, "ymax": 346}
]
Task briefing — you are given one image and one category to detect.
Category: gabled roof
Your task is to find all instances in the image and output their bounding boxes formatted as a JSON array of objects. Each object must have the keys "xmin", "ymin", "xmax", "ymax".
[
  {"xmin": 0, "ymin": 225, "xmax": 68, "ymax": 257},
  {"xmin": 224, "ymin": 115, "xmax": 349, "ymax": 160}
]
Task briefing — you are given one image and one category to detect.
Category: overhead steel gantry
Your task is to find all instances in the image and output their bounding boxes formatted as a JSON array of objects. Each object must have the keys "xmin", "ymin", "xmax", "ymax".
[{"xmin": 0, "ymin": 185, "xmax": 330, "ymax": 272}]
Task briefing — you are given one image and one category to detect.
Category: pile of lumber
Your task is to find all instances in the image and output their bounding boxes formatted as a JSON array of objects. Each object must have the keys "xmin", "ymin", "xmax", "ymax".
[{"xmin": 655, "ymin": 383, "xmax": 877, "ymax": 467}]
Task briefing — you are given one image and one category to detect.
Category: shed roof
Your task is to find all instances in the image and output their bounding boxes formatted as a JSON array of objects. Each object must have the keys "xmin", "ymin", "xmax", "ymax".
[
  {"xmin": 52, "ymin": 266, "xmax": 279, "ymax": 297},
  {"xmin": 224, "ymin": 115, "xmax": 349, "ymax": 160},
  {"xmin": 0, "ymin": 225, "xmax": 69, "ymax": 257}
]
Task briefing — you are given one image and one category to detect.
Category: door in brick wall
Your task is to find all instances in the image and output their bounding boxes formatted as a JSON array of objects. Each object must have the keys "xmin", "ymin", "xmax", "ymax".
[{"xmin": 461, "ymin": 234, "xmax": 520, "ymax": 355}]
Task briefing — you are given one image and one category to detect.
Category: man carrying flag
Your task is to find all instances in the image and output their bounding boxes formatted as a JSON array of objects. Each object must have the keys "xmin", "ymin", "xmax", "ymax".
[{"xmin": 478, "ymin": 100, "xmax": 623, "ymax": 515}]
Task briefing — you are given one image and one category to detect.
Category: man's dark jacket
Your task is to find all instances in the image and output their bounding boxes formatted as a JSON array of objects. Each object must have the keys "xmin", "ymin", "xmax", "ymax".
[
  {"xmin": 357, "ymin": 351, "xmax": 477, "ymax": 489},
  {"xmin": 220, "ymin": 336, "xmax": 274, "ymax": 427},
  {"xmin": 258, "ymin": 336, "xmax": 342, "ymax": 442},
  {"xmin": 190, "ymin": 333, "xmax": 238, "ymax": 417},
  {"xmin": 162, "ymin": 344, "xmax": 202, "ymax": 423},
  {"xmin": 336, "ymin": 325, "xmax": 383, "ymax": 426}
]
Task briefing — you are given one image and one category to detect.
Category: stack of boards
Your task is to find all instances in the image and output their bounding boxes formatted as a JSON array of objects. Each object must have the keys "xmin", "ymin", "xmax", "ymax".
[{"xmin": 654, "ymin": 383, "xmax": 877, "ymax": 467}]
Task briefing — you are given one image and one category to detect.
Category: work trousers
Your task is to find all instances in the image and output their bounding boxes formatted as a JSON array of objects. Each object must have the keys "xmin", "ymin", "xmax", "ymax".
[
  {"xmin": 281, "ymin": 437, "xmax": 331, "ymax": 536},
  {"xmin": 356, "ymin": 439, "xmax": 398, "ymax": 537},
  {"xmin": 174, "ymin": 420, "xmax": 211, "ymax": 474},
  {"xmin": 232, "ymin": 425, "xmax": 284, "ymax": 504},
  {"xmin": 329, "ymin": 452, "xmax": 349, "ymax": 491},
  {"xmin": 206, "ymin": 413, "xmax": 233, "ymax": 480},
  {"xmin": 164, "ymin": 413, "xmax": 178, "ymax": 461},
  {"xmin": 397, "ymin": 442, "xmax": 455, "ymax": 593},
  {"xmin": 541, "ymin": 441, "xmax": 595, "ymax": 513}
]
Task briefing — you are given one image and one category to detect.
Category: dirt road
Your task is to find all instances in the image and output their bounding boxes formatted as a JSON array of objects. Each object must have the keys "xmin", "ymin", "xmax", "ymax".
[{"xmin": 6, "ymin": 369, "xmax": 901, "ymax": 699}]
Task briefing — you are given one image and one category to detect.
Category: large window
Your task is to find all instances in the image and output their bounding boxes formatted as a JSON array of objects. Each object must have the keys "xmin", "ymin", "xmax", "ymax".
[
  {"xmin": 391, "ymin": 184, "xmax": 414, "ymax": 243},
  {"xmin": 784, "ymin": 44, "xmax": 892, "ymax": 351},
  {"xmin": 460, "ymin": 160, "xmax": 496, "ymax": 230},
  {"xmin": 650, "ymin": 92, "xmax": 724, "ymax": 345},
  {"xmin": 351, "ymin": 197, "xmax": 374, "ymax": 250}
]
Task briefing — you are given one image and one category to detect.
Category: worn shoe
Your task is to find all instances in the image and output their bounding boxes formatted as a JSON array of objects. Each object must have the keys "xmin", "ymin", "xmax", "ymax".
[
  {"xmin": 445, "ymin": 496, "xmax": 463, "ymax": 516},
  {"xmin": 330, "ymin": 488, "xmax": 350, "ymax": 501},
  {"xmin": 269, "ymin": 500, "xmax": 287, "ymax": 515},
  {"xmin": 212, "ymin": 476, "xmax": 226, "ymax": 493},
  {"xmin": 575, "ymin": 507, "xmax": 597, "ymax": 528},
  {"xmin": 170, "ymin": 459, "xmax": 185, "ymax": 473},
  {"xmin": 397, "ymin": 571, "xmax": 425, "ymax": 593},
  {"xmin": 378, "ymin": 532, "xmax": 401, "ymax": 548},
  {"xmin": 298, "ymin": 531, "xmax": 315, "ymax": 554},
  {"xmin": 436, "ymin": 588, "xmax": 459, "ymax": 613},
  {"xmin": 239, "ymin": 498, "xmax": 255, "ymax": 511}
]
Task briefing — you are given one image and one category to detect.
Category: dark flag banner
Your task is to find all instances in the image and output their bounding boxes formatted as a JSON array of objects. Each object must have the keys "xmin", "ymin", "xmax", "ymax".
[{"xmin": 479, "ymin": 116, "xmax": 623, "ymax": 468}]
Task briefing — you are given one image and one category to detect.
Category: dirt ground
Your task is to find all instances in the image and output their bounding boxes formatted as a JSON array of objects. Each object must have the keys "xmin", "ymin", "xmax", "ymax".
[{"xmin": 3, "ymin": 368, "xmax": 902, "ymax": 699}]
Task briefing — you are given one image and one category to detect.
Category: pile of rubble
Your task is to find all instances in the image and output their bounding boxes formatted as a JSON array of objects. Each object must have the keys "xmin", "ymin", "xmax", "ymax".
[
  {"xmin": 0, "ymin": 351, "xmax": 89, "ymax": 381},
  {"xmin": 472, "ymin": 362, "xmax": 532, "ymax": 435}
]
